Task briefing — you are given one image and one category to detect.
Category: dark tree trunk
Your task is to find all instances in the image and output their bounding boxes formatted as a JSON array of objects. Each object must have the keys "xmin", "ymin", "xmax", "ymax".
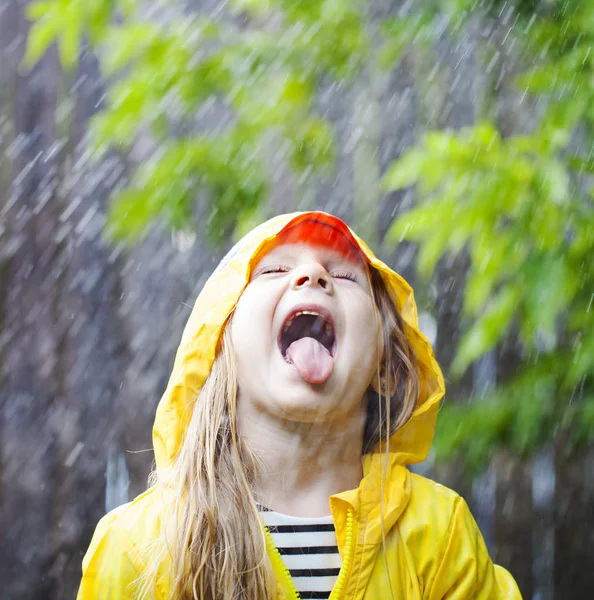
[
  {"xmin": 0, "ymin": 3, "xmax": 62, "ymax": 597},
  {"xmin": 55, "ymin": 44, "xmax": 135, "ymax": 596},
  {"xmin": 554, "ymin": 445, "xmax": 594, "ymax": 598}
]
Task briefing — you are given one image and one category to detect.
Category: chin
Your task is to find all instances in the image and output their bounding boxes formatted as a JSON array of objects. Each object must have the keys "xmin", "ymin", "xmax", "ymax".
[
  {"xmin": 275, "ymin": 392, "xmax": 352, "ymax": 425},
  {"xmin": 271, "ymin": 393, "xmax": 335, "ymax": 421}
]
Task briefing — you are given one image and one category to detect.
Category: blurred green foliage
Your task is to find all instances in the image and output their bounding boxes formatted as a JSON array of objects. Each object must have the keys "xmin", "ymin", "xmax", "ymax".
[
  {"xmin": 24, "ymin": 0, "xmax": 359, "ymax": 243},
  {"xmin": 382, "ymin": 0, "xmax": 594, "ymax": 469},
  {"xmin": 25, "ymin": 0, "xmax": 593, "ymax": 469}
]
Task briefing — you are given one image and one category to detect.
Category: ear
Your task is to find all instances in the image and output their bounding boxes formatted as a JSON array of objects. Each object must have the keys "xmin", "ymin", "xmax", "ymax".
[{"xmin": 370, "ymin": 364, "xmax": 397, "ymax": 398}]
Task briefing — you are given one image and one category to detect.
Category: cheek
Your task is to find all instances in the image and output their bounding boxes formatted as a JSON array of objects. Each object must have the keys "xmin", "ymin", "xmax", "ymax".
[
  {"xmin": 230, "ymin": 288, "xmax": 273, "ymax": 360},
  {"xmin": 352, "ymin": 301, "xmax": 382, "ymax": 365},
  {"xmin": 230, "ymin": 299, "xmax": 254, "ymax": 356},
  {"xmin": 357, "ymin": 299, "xmax": 380, "ymax": 338}
]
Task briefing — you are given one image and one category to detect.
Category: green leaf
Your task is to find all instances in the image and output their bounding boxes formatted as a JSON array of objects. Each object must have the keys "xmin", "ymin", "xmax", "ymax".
[
  {"xmin": 389, "ymin": 194, "xmax": 464, "ymax": 245},
  {"xmin": 118, "ymin": 0, "xmax": 139, "ymax": 19},
  {"xmin": 452, "ymin": 285, "xmax": 520, "ymax": 376},
  {"xmin": 382, "ymin": 148, "xmax": 425, "ymax": 191},
  {"xmin": 23, "ymin": 16, "xmax": 58, "ymax": 67},
  {"xmin": 522, "ymin": 256, "xmax": 578, "ymax": 347},
  {"xmin": 102, "ymin": 24, "xmax": 159, "ymax": 74},
  {"xmin": 433, "ymin": 399, "xmax": 514, "ymax": 472},
  {"xmin": 25, "ymin": 0, "xmax": 54, "ymax": 21},
  {"xmin": 231, "ymin": 0, "xmax": 274, "ymax": 16},
  {"xmin": 288, "ymin": 118, "xmax": 334, "ymax": 172},
  {"xmin": 377, "ymin": 38, "xmax": 407, "ymax": 69},
  {"xmin": 105, "ymin": 188, "xmax": 155, "ymax": 243},
  {"xmin": 416, "ymin": 229, "xmax": 449, "ymax": 278},
  {"xmin": 465, "ymin": 270, "xmax": 499, "ymax": 316},
  {"xmin": 86, "ymin": 2, "xmax": 111, "ymax": 47},
  {"xmin": 566, "ymin": 331, "xmax": 594, "ymax": 386},
  {"xmin": 566, "ymin": 155, "xmax": 594, "ymax": 174},
  {"xmin": 577, "ymin": 397, "xmax": 594, "ymax": 443},
  {"xmin": 58, "ymin": 15, "xmax": 81, "ymax": 69}
]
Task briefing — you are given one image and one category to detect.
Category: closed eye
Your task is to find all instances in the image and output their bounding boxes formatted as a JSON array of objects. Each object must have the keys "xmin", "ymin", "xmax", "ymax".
[
  {"xmin": 255, "ymin": 265, "xmax": 289, "ymax": 276},
  {"xmin": 330, "ymin": 270, "xmax": 358, "ymax": 282}
]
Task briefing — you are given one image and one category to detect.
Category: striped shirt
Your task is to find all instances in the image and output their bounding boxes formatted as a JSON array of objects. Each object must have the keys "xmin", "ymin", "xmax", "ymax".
[{"xmin": 260, "ymin": 508, "xmax": 341, "ymax": 599}]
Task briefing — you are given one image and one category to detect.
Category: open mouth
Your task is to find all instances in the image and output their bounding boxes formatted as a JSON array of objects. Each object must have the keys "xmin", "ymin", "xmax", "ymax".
[{"xmin": 279, "ymin": 310, "xmax": 336, "ymax": 360}]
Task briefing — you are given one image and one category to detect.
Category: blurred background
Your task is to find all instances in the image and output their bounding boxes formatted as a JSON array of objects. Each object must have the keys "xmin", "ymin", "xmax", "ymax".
[{"xmin": 1, "ymin": 0, "xmax": 593, "ymax": 598}]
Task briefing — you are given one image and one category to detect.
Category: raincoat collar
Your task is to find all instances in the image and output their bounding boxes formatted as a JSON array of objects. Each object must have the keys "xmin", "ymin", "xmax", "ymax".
[{"xmin": 330, "ymin": 454, "xmax": 411, "ymax": 546}]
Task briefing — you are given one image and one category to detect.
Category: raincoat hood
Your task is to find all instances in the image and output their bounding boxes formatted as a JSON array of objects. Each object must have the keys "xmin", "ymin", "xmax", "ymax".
[{"xmin": 153, "ymin": 211, "xmax": 445, "ymax": 470}]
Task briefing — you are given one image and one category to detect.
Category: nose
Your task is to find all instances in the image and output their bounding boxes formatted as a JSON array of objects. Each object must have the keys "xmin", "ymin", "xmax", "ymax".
[{"xmin": 291, "ymin": 262, "xmax": 334, "ymax": 294}]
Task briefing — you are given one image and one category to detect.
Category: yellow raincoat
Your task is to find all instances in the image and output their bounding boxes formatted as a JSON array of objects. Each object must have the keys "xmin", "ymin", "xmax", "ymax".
[{"xmin": 77, "ymin": 212, "xmax": 522, "ymax": 599}]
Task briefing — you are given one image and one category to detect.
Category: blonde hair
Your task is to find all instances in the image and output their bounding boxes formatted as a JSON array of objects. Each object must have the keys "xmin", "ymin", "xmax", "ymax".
[{"xmin": 143, "ymin": 267, "xmax": 419, "ymax": 599}]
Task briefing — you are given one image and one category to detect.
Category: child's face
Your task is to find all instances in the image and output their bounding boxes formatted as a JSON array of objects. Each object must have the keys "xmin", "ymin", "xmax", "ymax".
[{"xmin": 230, "ymin": 239, "xmax": 381, "ymax": 425}]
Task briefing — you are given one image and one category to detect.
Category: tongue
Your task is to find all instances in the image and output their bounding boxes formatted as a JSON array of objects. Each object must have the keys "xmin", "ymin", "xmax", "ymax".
[{"xmin": 286, "ymin": 337, "xmax": 334, "ymax": 384}]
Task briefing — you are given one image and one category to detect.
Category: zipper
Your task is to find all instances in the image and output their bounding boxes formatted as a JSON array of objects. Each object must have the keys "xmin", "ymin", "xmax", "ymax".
[
  {"xmin": 264, "ymin": 525, "xmax": 301, "ymax": 599},
  {"xmin": 330, "ymin": 508, "xmax": 355, "ymax": 599},
  {"xmin": 265, "ymin": 508, "xmax": 355, "ymax": 600}
]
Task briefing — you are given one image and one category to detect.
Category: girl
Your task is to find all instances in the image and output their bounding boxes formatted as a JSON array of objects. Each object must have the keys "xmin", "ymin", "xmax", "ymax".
[{"xmin": 77, "ymin": 212, "xmax": 521, "ymax": 599}]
